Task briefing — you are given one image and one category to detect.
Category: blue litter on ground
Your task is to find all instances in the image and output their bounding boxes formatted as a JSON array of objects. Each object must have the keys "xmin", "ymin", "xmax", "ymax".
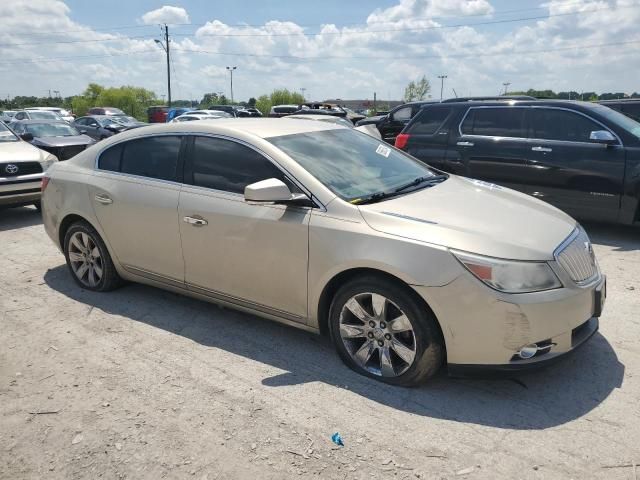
[{"xmin": 331, "ymin": 432, "xmax": 344, "ymax": 446}]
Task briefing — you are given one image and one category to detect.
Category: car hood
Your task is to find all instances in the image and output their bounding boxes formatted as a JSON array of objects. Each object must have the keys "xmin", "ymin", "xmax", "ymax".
[
  {"xmin": 32, "ymin": 135, "xmax": 94, "ymax": 147},
  {"xmin": 0, "ymin": 140, "xmax": 51, "ymax": 162},
  {"xmin": 357, "ymin": 175, "xmax": 576, "ymax": 261}
]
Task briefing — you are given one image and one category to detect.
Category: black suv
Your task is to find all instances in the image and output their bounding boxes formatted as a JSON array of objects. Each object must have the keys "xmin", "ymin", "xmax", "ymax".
[
  {"xmin": 397, "ymin": 98, "xmax": 640, "ymax": 225},
  {"xmin": 597, "ymin": 99, "xmax": 640, "ymax": 122}
]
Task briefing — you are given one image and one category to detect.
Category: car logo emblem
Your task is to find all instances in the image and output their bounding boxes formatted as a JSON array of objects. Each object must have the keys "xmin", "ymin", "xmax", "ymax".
[{"xmin": 5, "ymin": 164, "xmax": 19, "ymax": 174}]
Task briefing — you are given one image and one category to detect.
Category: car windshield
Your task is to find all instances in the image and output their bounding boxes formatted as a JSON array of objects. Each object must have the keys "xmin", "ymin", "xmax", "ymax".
[
  {"xmin": 268, "ymin": 129, "xmax": 439, "ymax": 202},
  {"xmin": 0, "ymin": 122, "xmax": 18, "ymax": 142},
  {"xmin": 111, "ymin": 116, "xmax": 136, "ymax": 124},
  {"xmin": 29, "ymin": 111, "xmax": 60, "ymax": 120},
  {"xmin": 26, "ymin": 122, "xmax": 80, "ymax": 137},
  {"xmin": 591, "ymin": 104, "xmax": 640, "ymax": 140},
  {"xmin": 98, "ymin": 117, "xmax": 120, "ymax": 126}
]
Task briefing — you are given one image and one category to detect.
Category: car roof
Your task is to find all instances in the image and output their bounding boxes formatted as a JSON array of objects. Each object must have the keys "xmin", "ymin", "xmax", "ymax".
[
  {"xmin": 285, "ymin": 114, "xmax": 348, "ymax": 122},
  {"xmin": 104, "ymin": 118, "xmax": 341, "ymax": 141},
  {"xmin": 13, "ymin": 119, "xmax": 69, "ymax": 124}
]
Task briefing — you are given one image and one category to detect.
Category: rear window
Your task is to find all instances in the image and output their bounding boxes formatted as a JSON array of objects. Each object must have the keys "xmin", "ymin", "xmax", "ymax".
[
  {"xmin": 98, "ymin": 136, "xmax": 181, "ymax": 182},
  {"xmin": 408, "ymin": 107, "xmax": 451, "ymax": 134},
  {"xmin": 461, "ymin": 108, "xmax": 526, "ymax": 138}
]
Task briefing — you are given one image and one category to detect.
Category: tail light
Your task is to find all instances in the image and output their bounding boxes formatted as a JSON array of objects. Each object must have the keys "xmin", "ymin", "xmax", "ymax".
[
  {"xmin": 41, "ymin": 176, "xmax": 50, "ymax": 193},
  {"xmin": 395, "ymin": 133, "xmax": 410, "ymax": 149}
]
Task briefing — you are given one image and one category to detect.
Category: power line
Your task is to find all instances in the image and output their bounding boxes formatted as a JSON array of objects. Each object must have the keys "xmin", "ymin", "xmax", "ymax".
[
  {"xmin": 0, "ymin": 35, "xmax": 155, "ymax": 48},
  {"xmin": 4, "ymin": 0, "xmax": 628, "ymax": 39},
  {"xmin": 0, "ymin": 49, "xmax": 162, "ymax": 66},
  {"xmin": 170, "ymin": 4, "xmax": 640, "ymax": 38},
  {"xmin": 172, "ymin": 38, "xmax": 640, "ymax": 61}
]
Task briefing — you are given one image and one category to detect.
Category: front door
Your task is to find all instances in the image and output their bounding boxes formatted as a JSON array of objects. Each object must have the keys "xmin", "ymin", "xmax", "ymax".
[
  {"xmin": 380, "ymin": 105, "xmax": 412, "ymax": 144},
  {"xmin": 88, "ymin": 135, "xmax": 185, "ymax": 285},
  {"xmin": 178, "ymin": 135, "xmax": 310, "ymax": 320},
  {"xmin": 454, "ymin": 106, "xmax": 533, "ymax": 193},
  {"xmin": 526, "ymin": 107, "xmax": 625, "ymax": 221}
]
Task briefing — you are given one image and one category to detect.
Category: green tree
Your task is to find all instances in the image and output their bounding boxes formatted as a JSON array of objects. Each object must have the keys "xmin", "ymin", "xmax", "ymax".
[
  {"xmin": 403, "ymin": 76, "xmax": 431, "ymax": 102},
  {"xmin": 68, "ymin": 84, "xmax": 157, "ymax": 120},
  {"xmin": 255, "ymin": 94, "xmax": 271, "ymax": 116},
  {"xmin": 247, "ymin": 97, "xmax": 257, "ymax": 107}
]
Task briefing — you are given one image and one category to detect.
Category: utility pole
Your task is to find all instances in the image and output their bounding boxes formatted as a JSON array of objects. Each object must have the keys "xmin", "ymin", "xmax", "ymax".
[
  {"xmin": 437, "ymin": 75, "xmax": 447, "ymax": 101},
  {"xmin": 300, "ymin": 87, "xmax": 307, "ymax": 101},
  {"xmin": 373, "ymin": 92, "xmax": 377, "ymax": 113},
  {"xmin": 226, "ymin": 66, "xmax": 237, "ymax": 104},
  {"xmin": 154, "ymin": 25, "xmax": 171, "ymax": 106},
  {"xmin": 503, "ymin": 82, "xmax": 511, "ymax": 95}
]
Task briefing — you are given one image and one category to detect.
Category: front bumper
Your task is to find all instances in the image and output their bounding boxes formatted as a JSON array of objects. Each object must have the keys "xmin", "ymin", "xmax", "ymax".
[
  {"xmin": 0, "ymin": 177, "xmax": 42, "ymax": 207},
  {"xmin": 414, "ymin": 273, "xmax": 606, "ymax": 371}
]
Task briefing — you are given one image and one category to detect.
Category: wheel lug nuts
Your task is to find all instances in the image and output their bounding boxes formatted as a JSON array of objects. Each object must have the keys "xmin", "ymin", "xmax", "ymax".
[
  {"xmin": 380, "ymin": 322, "xmax": 386, "ymax": 328},
  {"xmin": 377, "ymin": 340, "xmax": 384, "ymax": 347},
  {"xmin": 368, "ymin": 332, "xmax": 374, "ymax": 339},
  {"xmin": 369, "ymin": 321, "xmax": 376, "ymax": 327},
  {"xmin": 385, "ymin": 334, "xmax": 391, "ymax": 340}
]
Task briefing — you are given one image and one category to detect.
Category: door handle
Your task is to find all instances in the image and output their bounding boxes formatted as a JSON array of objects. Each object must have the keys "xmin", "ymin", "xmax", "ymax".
[
  {"xmin": 532, "ymin": 146, "xmax": 552, "ymax": 152},
  {"xmin": 183, "ymin": 216, "xmax": 208, "ymax": 226},
  {"xmin": 94, "ymin": 194, "xmax": 113, "ymax": 204},
  {"xmin": 456, "ymin": 141, "xmax": 474, "ymax": 147}
]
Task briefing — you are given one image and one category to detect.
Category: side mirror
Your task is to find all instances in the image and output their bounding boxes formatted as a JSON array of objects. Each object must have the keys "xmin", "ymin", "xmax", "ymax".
[
  {"xmin": 244, "ymin": 178, "xmax": 312, "ymax": 206},
  {"xmin": 79, "ymin": 130, "xmax": 87, "ymax": 134},
  {"xmin": 20, "ymin": 133, "xmax": 34, "ymax": 141},
  {"xmin": 589, "ymin": 130, "xmax": 617, "ymax": 145}
]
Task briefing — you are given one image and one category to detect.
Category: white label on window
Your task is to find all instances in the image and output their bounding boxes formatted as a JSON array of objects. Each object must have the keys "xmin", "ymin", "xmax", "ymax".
[{"xmin": 376, "ymin": 144, "xmax": 391, "ymax": 158}]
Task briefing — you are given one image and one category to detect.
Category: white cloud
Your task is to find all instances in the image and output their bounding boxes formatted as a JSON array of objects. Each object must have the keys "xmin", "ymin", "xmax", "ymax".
[
  {"xmin": 1, "ymin": 0, "xmax": 640, "ymax": 102},
  {"xmin": 141, "ymin": 6, "xmax": 190, "ymax": 25}
]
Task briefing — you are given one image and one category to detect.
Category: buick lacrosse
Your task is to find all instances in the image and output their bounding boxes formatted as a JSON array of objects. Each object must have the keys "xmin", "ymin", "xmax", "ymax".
[{"xmin": 42, "ymin": 119, "xmax": 605, "ymax": 385}]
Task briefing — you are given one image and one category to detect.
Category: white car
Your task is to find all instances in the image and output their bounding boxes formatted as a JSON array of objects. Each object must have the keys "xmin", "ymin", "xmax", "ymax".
[
  {"xmin": 26, "ymin": 107, "xmax": 74, "ymax": 122},
  {"xmin": 285, "ymin": 114, "xmax": 382, "ymax": 139},
  {"xmin": 171, "ymin": 112, "xmax": 232, "ymax": 123},
  {"xmin": 0, "ymin": 122, "xmax": 57, "ymax": 210}
]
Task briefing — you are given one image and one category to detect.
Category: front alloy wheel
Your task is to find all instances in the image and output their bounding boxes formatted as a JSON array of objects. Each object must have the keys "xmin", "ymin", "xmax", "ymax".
[
  {"xmin": 339, "ymin": 293, "xmax": 416, "ymax": 377},
  {"xmin": 329, "ymin": 276, "xmax": 444, "ymax": 386}
]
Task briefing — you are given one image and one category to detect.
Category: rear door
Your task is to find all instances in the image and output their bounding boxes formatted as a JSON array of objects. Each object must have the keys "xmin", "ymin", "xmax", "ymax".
[
  {"xmin": 88, "ymin": 135, "xmax": 186, "ymax": 285},
  {"xmin": 453, "ymin": 106, "xmax": 534, "ymax": 192},
  {"xmin": 403, "ymin": 105, "xmax": 453, "ymax": 171},
  {"xmin": 526, "ymin": 107, "xmax": 625, "ymax": 221}
]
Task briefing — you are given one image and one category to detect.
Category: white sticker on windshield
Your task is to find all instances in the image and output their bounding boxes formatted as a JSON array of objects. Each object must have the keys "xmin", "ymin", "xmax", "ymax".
[{"xmin": 375, "ymin": 144, "xmax": 391, "ymax": 158}]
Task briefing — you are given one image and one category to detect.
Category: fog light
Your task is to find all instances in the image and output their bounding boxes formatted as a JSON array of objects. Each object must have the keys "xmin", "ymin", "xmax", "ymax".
[{"xmin": 518, "ymin": 344, "xmax": 539, "ymax": 359}]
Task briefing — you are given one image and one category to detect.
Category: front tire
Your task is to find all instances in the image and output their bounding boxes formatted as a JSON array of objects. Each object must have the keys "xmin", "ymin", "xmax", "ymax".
[
  {"xmin": 329, "ymin": 276, "xmax": 444, "ymax": 386},
  {"xmin": 63, "ymin": 221, "xmax": 122, "ymax": 291}
]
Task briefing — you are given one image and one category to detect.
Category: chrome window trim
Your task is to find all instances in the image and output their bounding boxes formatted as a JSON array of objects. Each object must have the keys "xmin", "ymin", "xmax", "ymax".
[
  {"xmin": 93, "ymin": 131, "xmax": 325, "ymax": 211},
  {"xmin": 457, "ymin": 105, "xmax": 623, "ymax": 146}
]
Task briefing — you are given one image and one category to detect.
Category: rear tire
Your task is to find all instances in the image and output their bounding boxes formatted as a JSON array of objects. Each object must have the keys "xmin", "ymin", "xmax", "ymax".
[
  {"xmin": 63, "ymin": 221, "xmax": 122, "ymax": 292},
  {"xmin": 329, "ymin": 275, "xmax": 444, "ymax": 386}
]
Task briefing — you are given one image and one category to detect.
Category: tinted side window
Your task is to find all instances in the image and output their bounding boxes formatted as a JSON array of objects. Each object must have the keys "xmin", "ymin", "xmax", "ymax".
[
  {"xmin": 531, "ymin": 109, "xmax": 602, "ymax": 143},
  {"xmin": 621, "ymin": 104, "xmax": 640, "ymax": 122},
  {"xmin": 392, "ymin": 107, "xmax": 412, "ymax": 122},
  {"xmin": 75, "ymin": 118, "xmax": 87, "ymax": 126},
  {"xmin": 98, "ymin": 144, "xmax": 123, "ymax": 172},
  {"xmin": 461, "ymin": 108, "xmax": 526, "ymax": 137},
  {"xmin": 190, "ymin": 136, "xmax": 290, "ymax": 194},
  {"xmin": 408, "ymin": 107, "xmax": 451, "ymax": 134},
  {"xmin": 120, "ymin": 136, "xmax": 181, "ymax": 181}
]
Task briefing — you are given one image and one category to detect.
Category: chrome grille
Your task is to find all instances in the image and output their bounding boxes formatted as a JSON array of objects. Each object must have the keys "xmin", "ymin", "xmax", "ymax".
[{"xmin": 555, "ymin": 228, "xmax": 598, "ymax": 284}]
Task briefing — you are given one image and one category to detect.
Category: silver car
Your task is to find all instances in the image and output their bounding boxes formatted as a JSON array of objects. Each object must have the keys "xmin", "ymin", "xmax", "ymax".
[{"xmin": 41, "ymin": 119, "xmax": 605, "ymax": 385}]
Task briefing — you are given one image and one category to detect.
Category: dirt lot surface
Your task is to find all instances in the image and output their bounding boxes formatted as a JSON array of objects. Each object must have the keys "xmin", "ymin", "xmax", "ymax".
[{"xmin": 1, "ymin": 206, "xmax": 639, "ymax": 479}]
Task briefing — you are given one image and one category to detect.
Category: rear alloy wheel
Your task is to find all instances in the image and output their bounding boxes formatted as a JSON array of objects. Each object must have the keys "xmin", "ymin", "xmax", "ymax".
[
  {"xmin": 329, "ymin": 276, "xmax": 444, "ymax": 386},
  {"xmin": 63, "ymin": 221, "xmax": 122, "ymax": 291}
]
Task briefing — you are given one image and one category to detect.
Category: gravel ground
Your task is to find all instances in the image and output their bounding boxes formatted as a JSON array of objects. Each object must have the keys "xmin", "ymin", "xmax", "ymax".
[{"xmin": 1, "ymin": 206, "xmax": 639, "ymax": 480}]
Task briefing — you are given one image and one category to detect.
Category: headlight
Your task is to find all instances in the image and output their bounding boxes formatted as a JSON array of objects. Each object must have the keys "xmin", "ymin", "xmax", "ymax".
[
  {"xmin": 452, "ymin": 250, "xmax": 561, "ymax": 293},
  {"xmin": 41, "ymin": 154, "xmax": 58, "ymax": 171}
]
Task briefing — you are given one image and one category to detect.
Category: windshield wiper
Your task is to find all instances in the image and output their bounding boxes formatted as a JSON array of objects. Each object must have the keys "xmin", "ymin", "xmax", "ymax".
[
  {"xmin": 394, "ymin": 174, "xmax": 448, "ymax": 193},
  {"xmin": 352, "ymin": 174, "xmax": 449, "ymax": 205}
]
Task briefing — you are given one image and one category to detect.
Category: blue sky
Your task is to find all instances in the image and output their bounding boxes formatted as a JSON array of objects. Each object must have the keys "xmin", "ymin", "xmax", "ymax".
[{"xmin": 1, "ymin": 1, "xmax": 639, "ymax": 102}]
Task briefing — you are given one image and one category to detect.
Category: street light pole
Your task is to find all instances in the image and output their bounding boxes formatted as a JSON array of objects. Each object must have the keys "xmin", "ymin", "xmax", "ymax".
[
  {"xmin": 437, "ymin": 75, "xmax": 447, "ymax": 102},
  {"xmin": 503, "ymin": 82, "xmax": 511, "ymax": 95},
  {"xmin": 226, "ymin": 66, "xmax": 237, "ymax": 104},
  {"xmin": 154, "ymin": 25, "xmax": 171, "ymax": 107}
]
